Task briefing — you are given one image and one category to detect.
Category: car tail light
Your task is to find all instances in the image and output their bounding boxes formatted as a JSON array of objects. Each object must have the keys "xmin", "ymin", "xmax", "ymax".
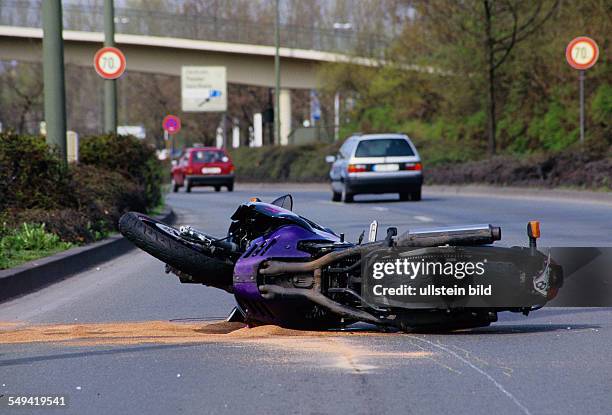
[
  {"xmin": 404, "ymin": 162, "xmax": 422, "ymax": 171},
  {"xmin": 229, "ymin": 165, "xmax": 235, "ymax": 173},
  {"xmin": 186, "ymin": 167, "xmax": 193, "ymax": 174},
  {"xmin": 348, "ymin": 164, "xmax": 367, "ymax": 173}
]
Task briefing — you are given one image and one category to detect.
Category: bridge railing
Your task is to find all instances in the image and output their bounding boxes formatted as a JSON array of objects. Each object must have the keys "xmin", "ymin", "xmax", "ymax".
[{"xmin": 0, "ymin": 0, "xmax": 391, "ymax": 56}]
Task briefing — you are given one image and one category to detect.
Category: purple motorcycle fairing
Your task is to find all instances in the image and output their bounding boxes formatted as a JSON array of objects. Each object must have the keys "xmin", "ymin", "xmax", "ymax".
[{"xmin": 232, "ymin": 224, "xmax": 339, "ymax": 324}]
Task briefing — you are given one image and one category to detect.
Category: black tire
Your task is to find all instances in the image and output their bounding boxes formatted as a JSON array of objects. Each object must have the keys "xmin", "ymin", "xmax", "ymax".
[
  {"xmin": 214, "ymin": 186, "xmax": 221, "ymax": 192},
  {"xmin": 343, "ymin": 189, "xmax": 354, "ymax": 203},
  {"xmin": 185, "ymin": 179, "xmax": 192, "ymax": 193},
  {"xmin": 227, "ymin": 183, "xmax": 234, "ymax": 192},
  {"xmin": 118, "ymin": 212, "xmax": 233, "ymax": 291},
  {"xmin": 331, "ymin": 191, "xmax": 341, "ymax": 202},
  {"xmin": 411, "ymin": 188, "xmax": 422, "ymax": 201},
  {"xmin": 172, "ymin": 182, "xmax": 179, "ymax": 193},
  {"xmin": 399, "ymin": 192, "xmax": 410, "ymax": 201}
]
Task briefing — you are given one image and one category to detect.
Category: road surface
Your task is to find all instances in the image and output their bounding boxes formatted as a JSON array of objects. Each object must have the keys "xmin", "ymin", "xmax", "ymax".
[{"xmin": 1, "ymin": 185, "xmax": 611, "ymax": 415}]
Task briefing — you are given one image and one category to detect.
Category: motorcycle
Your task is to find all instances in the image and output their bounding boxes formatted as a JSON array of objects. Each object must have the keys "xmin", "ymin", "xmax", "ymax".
[{"xmin": 119, "ymin": 195, "xmax": 563, "ymax": 332}]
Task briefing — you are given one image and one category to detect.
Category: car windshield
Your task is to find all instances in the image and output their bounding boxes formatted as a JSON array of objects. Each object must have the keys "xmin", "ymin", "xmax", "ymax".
[
  {"xmin": 191, "ymin": 150, "xmax": 225, "ymax": 163},
  {"xmin": 354, "ymin": 139, "xmax": 414, "ymax": 157}
]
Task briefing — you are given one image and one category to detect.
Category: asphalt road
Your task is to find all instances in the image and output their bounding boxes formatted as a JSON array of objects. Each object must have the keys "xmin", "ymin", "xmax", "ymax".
[{"xmin": 1, "ymin": 185, "xmax": 611, "ymax": 415}]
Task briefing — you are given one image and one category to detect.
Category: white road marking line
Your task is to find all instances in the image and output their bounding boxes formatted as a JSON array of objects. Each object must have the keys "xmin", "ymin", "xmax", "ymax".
[
  {"xmin": 409, "ymin": 336, "xmax": 532, "ymax": 415},
  {"xmin": 372, "ymin": 207, "xmax": 389, "ymax": 212},
  {"xmin": 414, "ymin": 215, "xmax": 434, "ymax": 222}
]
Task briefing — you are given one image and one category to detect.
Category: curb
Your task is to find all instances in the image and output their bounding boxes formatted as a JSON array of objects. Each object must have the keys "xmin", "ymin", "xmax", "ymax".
[
  {"xmin": 0, "ymin": 207, "xmax": 175, "ymax": 303},
  {"xmin": 424, "ymin": 185, "xmax": 612, "ymax": 206}
]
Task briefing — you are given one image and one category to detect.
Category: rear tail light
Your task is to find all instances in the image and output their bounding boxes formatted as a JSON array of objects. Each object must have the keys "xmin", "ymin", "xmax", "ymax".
[
  {"xmin": 404, "ymin": 162, "xmax": 422, "ymax": 171},
  {"xmin": 230, "ymin": 166, "xmax": 235, "ymax": 173},
  {"xmin": 186, "ymin": 167, "xmax": 193, "ymax": 174},
  {"xmin": 348, "ymin": 164, "xmax": 367, "ymax": 173}
]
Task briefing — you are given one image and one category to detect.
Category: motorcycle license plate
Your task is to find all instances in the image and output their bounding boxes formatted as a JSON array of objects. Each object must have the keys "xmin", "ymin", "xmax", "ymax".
[
  {"xmin": 373, "ymin": 163, "xmax": 399, "ymax": 172},
  {"xmin": 202, "ymin": 167, "xmax": 221, "ymax": 174}
]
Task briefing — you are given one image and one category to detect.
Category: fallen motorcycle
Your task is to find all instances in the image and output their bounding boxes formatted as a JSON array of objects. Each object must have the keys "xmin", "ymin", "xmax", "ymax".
[{"xmin": 119, "ymin": 195, "xmax": 563, "ymax": 332}]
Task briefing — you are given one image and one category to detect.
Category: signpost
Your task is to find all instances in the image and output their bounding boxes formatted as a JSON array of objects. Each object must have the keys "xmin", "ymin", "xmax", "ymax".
[
  {"xmin": 566, "ymin": 36, "xmax": 599, "ymax": 144},
  {"xmin": 181, "ymin": 66, "xmax": 227, "ymax": 112},
  {"xmin": 94, "ymin": 46, "xmax": 126, "ymax": 80},
  {"xmin": 163, "ymin": 115, "xmax": 181, "ymax": 159}
]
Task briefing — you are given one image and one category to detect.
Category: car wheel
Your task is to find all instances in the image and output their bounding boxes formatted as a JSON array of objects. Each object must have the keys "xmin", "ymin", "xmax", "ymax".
[
  {"xmin": 331, "ymin": 191, "xmax": 341, "ymax": 202},
  {"xmin": 214, "ymin": 186, "xmax": 221, "ymax": 192},
  {"xmin": 411, "ymin": 188, "xmax": 422, "ymax": 201},
  {"xmin": 342, "ymin": 188, "xmax": 354, "ymax": 203},
  {"xmin": 227, "ymin": 183, "xmax": 234, "ymax": 192},
  {"xmin": 185, "ymin": 179, "xmax": 192, "ymax": 193},
  {"xmin": 172, "ymin": 179, "xmax": 179, "ymax": 193},
  {"xmin": 399, "ymin": 192, "xmax": 410, "ymax": 201}
]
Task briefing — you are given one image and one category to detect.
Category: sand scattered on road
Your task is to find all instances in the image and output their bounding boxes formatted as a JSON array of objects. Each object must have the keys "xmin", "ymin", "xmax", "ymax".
[
  {"xmin": 0, "ymin": 320, "xmax": 378, "ymax": 346},
  {"xmin": 0, "ymin": 320, "xmax": 432, "ymax": 372}
]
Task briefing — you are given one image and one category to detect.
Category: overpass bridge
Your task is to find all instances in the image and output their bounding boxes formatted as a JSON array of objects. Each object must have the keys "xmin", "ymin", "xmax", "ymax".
[
  {"xmin": 0, "ymin": 1, "xmax": 389, "ymax": 87},
  {"xmin": 0, "ymin": 1, "xmax": 389, "ymax": 143}
]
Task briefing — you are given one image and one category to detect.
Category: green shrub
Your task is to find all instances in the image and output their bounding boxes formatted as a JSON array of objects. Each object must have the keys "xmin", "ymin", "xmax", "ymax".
[
  {"xmin": 0, "ymin": 132, "xmax": 72, "ymax": 212},
  {"xmin": 79, "ymin": 133, "xmax": 163, "ymax": 208},
  {"xmin": 229, "ymin": 143, "xmax": 339, "ymax": 182},
  {"xmin": 0, "ymin": 133, "xmax": 162, "ymax": 246},
  {"xmin": 0, "ymin": 223, "xmax": 73, "ymax": 269},
  {"xmin": 1, "ymin": 223, "xmax": 71, "ymax": 251}
]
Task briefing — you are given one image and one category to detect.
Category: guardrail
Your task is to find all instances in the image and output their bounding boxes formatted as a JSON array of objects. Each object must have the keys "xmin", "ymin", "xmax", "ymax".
[{"xmin": 0, "ymin": 0, "xmax": 391, "ymax": 55}]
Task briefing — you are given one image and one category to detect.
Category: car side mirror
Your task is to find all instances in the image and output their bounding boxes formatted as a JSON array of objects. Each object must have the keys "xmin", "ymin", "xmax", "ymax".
[{"xmin": 325, "ymin": 155, "xmax": 336, "ymax": 163}]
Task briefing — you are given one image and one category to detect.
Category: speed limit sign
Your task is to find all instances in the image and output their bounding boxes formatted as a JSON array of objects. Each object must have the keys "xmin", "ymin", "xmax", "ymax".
[
  {"xmin": 566, "ymin": 37, "xmax": 599, "ymax": 70},
  {"xmin": 94, "ymin": 46, "xmax": 126, "ymax": 79}
]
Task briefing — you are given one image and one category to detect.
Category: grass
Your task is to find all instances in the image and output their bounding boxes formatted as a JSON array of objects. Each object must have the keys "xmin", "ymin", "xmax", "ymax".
[{"xmin": 0, "ymin": 223, "xmax": 73, "ymax": 270}]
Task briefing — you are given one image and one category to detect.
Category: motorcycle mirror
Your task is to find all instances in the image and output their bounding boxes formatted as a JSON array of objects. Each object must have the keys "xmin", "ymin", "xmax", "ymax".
[{"xmin": 270, "ymin": 194, "xmax": 293, "ymax": 211}]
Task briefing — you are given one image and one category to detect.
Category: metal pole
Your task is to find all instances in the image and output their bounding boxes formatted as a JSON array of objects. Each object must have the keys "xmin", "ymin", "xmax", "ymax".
[
  {"xmin": 42, "ymin": 0, "xmax": 67, "ymax": 163},
  {"xmin": 274, "ymin": 0, "xmax": 280, "ymax": 145},
  {"xmin": 333, "ymin": 92, "xmax": 340, "ymax": 141},
  {"xmin": 579, "ymin": 70, "xmax": 585, "ymax": 145},
  {"xmin": 104, "ymin": 0, "xmax": 117, "ymax": 133}
]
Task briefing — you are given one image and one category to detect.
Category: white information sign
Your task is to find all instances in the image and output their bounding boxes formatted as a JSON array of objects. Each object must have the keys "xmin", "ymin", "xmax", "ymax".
[{"xmin": 181, "ymin": 66, "xmax": 227, "ymax": 112}]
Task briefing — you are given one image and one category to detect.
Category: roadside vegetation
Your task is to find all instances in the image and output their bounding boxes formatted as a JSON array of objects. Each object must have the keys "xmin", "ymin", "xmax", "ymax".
[
  {"xmin": 317, "ymin": 1, "xmax": 610, "ymax": 179},
  {"xmin": 0, "ymin": 132, "xmax": 163, "ymax": 269}
]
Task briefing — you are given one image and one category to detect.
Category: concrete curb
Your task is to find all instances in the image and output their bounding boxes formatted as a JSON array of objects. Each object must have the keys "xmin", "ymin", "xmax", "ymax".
[{"xmin": 0, "ymin": 207, "xmax": 175, "ymax": 303}]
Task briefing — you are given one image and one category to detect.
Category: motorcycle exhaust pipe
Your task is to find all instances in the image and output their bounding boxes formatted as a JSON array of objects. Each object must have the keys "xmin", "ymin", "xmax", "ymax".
[{"xmin": 395, "ymin": 224, "xmax": 501, "ymax": 247}]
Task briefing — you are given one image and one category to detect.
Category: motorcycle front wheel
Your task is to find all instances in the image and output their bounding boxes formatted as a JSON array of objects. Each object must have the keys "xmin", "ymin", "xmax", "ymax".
[{"xmin": 119, "ymin": 212, "xmax": 234, "ymax": 292}]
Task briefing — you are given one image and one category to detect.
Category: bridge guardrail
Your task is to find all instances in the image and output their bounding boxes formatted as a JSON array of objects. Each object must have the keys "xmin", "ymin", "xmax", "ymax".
[{"xmin": 0, "ymin": 0, "xmax": 391, "ymax": 55}]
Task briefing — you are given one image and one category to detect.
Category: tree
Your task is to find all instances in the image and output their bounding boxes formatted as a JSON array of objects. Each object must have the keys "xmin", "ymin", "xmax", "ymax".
[{"xmin": 416, "ymin": 1, "xmax": 560, "ymax": 154}]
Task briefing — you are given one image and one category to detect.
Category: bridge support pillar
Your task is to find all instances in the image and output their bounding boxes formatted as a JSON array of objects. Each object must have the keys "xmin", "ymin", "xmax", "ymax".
[{"xmin": 280, "ymin": 88, "xmax": 291, "ymax": 145}]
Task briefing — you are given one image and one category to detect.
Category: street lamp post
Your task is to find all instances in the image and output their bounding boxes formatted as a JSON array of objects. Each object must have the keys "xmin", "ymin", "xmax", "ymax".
[
  {"xmin": 274, "ymin": 0, "xmax": 280, "ymax": 145},
  {"xmin": 104, "ymin": 0, "xmax": 117, "ymax": 133},
  {"xmin": 42, "ymin": 0, "xmax": 67, "ymax": 162}
]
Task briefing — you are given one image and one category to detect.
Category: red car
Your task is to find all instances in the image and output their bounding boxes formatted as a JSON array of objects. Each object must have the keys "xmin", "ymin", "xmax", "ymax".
[{"xmin": 171, "ymin": 147, "xmax": 235, "ymax": 193}]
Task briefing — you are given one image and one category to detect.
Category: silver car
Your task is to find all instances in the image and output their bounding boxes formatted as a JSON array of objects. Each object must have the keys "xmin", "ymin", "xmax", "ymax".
[{"xmin": 326, "ymin": 133, "xmax": 423, "ymax": 203}]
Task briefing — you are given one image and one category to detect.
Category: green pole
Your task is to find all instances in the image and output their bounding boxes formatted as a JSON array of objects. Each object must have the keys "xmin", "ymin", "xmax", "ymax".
[
  {"xmin": 274, "ymin": 0, "xmax": 280, "ymax": 145},
  {"xmin": 42, "ymin": 0, "xmax": 67, "ymax": 162},
  {"xmin": 104, "ymin": 0, "xmax": 117, "ymax": 133}
]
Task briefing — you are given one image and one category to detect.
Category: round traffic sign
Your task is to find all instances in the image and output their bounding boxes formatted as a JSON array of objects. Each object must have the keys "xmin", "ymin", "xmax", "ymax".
[
  {"xmin": 566, "ymin": 37, "xmax": 599, "ymax": 70},
  {"xmin": 94, "ymin": 46, "xmax": 126, "ymax": 79},
  {"xmin": 162, "ymin": 115, "xmax": 181, "ymax": 134}
]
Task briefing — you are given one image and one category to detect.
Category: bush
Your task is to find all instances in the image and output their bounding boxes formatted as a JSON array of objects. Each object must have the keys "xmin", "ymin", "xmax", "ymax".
[
  {"xmin": 0, "ymin": 132, "xmax": 72, "ymax": 212},
  {"xmin": 0, "ymin": 223, "xmax": 73, "ymax": 269},
  {"xmin": 79, "ymin": 134, "xmax": 163, "ymax": 208},
  {"xmin": 0, "ymin": 133, "xmax": 162, "ymax": 246},
  {"xmin": 229, "ymin": 143, "xmax": 339, "ymax": 182},
  {"xmin": 71, "ymin": 164, "xmax": 147, "ymax": 237},
  {"xmin": 425, "ymin": 145, "xmax": 612, "ymax": 190}
]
